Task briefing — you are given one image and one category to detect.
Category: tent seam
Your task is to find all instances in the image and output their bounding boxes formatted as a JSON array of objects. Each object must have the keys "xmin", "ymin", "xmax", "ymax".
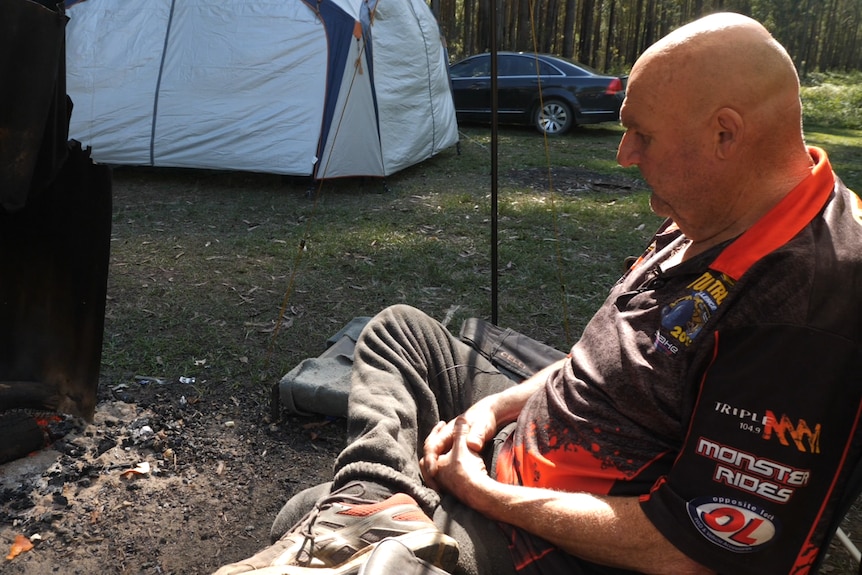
[
  {"xmin": 408, "ymin": 0, "xmax": 437, "ymax": 150},
  {"xmin": 150, "ymin": 0, "xmax": 176, "ymax": 166}
]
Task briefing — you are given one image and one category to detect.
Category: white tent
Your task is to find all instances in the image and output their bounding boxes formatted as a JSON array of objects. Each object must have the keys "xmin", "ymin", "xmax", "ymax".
[{"xmin": 64, "ymin": 0, "xmax": 458, "ymax": 178}]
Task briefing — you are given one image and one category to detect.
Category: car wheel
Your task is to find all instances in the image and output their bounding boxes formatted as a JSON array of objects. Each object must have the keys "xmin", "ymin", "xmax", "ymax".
[{"xmin": 535, "ymin": 100, "xmax": 573, "ymax": 135}]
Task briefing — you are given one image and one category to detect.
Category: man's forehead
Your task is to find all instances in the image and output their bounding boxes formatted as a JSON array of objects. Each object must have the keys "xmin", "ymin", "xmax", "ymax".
[{"xmin": 619, "ymin": 77, "xmax": 656, "ymax": 125}]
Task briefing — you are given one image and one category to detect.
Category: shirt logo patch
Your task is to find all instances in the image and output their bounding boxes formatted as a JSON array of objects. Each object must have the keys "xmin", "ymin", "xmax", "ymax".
[
  {"xmin": 763, "ymin": 411, "xmax": 822, "ymax": 454},
  {"xmin": 687, "ymin": 496, "xmax": 779, "ymax": 552},
  {"xmin": 695, "ymin": 437, "xmax": 810, "ymax": 503},
  {"xmin": 712, "ymin": 401, "xmax": 823, "ymax": 454},
  {"xmin": 654, "ymin": 271, "xmax": 734, "ymax": 354}
]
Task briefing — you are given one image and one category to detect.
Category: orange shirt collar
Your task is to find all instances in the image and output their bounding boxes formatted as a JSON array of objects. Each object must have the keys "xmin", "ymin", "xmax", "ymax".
[{"xmin": 710, "ymin": 146, "xmax": 835, "ymax": 280}]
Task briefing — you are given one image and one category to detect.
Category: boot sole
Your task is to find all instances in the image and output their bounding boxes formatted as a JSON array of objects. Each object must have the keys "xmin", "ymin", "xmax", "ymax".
[{"xmin": 247, "ymin": 528, "xmax": 459, "ymax": 575}]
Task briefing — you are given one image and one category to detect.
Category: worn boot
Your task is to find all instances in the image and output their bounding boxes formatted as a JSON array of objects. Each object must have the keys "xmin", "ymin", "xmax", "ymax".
[{"xmin": 358, "ymin": 537, "xmax": 453, "ymax": 575}]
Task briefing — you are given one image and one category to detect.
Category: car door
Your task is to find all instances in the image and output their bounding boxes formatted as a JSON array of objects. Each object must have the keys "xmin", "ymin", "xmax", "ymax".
[
  {"xmin": 449, "ymin": 55, "xmax": 491, "ymax": 120},
  {"xmin": 495, "ymin": 55, "xmax": 539, "ymax": 122}
]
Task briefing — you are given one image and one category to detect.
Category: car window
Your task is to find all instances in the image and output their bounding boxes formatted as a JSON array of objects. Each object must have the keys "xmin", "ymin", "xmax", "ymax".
[
  {"xmin": 537, "ymin": 60, "xmax": 563, "ymax": 76},
  {"xmin": 450, "ymin": 54, "xmax": 574, "ymax": 78},
  {"xmin": 564, "ymin": 64, "xmax": 590, "ymax": 77},
  {"xmin": 499, "ymin": 55, "xmax": 535, "ymax": 77},
  {"xmin": 500, "ymin": 56, "xmax": 567, "ymax": 77},
  {"xmin": 450, "ymin": 57, "xmax": 489, "ymax": 78}
]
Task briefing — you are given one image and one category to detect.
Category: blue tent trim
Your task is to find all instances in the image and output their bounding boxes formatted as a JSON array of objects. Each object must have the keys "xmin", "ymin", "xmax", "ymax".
[
  {"xmin": 359, "ymin": 0, "xmax": 379, "ymax": 123},
  {"xmin": 301, "ymin": 0, "xmax": 380, "ymax": 178}
]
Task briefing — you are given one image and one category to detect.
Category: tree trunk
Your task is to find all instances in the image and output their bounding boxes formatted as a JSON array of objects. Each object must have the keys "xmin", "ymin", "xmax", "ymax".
[
  {"xmin": 604, "ymin": 0, "xmax": 617, "ymax": 69},
  {"xmin": 542, "ymin": 0, "xmax": 559, "ymax": 52},
  {"xmin": 562, "ymin": 0, "xmax": 577, "ymax": 57},
  {"xmin": 517, "ymin": 0, "xmax": 532, "ymax": 51},
  {"xmin": 578, "ymin": 0, "xmax": 595, "ymax": 63},
  {"xmin": 590, "ymin": 0, "xmax": 604, "ymax": 67},
  {"xmin": 464, "ymin": 0, "xmax": 476, "ymax": 56}
]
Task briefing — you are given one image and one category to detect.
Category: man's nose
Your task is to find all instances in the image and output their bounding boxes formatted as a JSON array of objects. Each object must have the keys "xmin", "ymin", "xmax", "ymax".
[{"xmin": 617, "ymin": 132, "xmax": 639, "ymax": 168}]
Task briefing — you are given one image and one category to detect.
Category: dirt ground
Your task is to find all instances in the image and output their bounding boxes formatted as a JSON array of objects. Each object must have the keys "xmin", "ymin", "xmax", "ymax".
[
  {"xmin": 2, "ymin": 164, "xmax": 862, "ymax": 574},
  {"xmin": 0, "ymin": 380, "xmax": 345, "ymax": 575}
]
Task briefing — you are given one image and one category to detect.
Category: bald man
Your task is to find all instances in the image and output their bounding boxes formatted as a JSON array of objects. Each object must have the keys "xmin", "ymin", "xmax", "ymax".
[{"xmin": 214, "ymin": 13, "xmax": 862, "ymax": 575}]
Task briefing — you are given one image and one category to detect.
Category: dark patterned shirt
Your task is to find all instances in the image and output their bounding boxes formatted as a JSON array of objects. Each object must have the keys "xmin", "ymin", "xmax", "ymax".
[{"xmin": 496, "ymin": 148, "xmax": 862, "ymax": 575}]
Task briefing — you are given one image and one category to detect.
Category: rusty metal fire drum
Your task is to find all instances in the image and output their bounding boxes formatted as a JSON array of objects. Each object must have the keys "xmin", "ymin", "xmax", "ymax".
[{"xmin": 0, "ymin": 0, "xmax": 113, "ymax": 463}]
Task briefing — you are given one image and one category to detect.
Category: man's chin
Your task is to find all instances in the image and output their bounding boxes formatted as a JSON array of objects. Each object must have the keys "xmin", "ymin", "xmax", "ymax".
[{"xmin": 648, "ymin": 193, "xmax": 670, "ymax": 218}]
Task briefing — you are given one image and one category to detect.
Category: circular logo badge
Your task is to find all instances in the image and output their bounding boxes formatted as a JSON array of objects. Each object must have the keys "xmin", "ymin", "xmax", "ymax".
[{"xmin": 687, "ymin": 497, "xmax": 779, "ymax": 552}]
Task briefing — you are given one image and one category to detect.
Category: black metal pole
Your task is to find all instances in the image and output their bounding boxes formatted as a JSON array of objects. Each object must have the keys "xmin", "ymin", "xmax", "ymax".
[{"xmin": 490, "ymin": 0, "xmax": 499, "ymax": 325}]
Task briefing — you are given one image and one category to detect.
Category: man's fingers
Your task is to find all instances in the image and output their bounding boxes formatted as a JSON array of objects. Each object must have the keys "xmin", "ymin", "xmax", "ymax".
[
  {"xmin": 460, "ymin": 403, "xmax": 496, "ymax": 452},
  {"xmin": 423, "ymin": 417, "xmax": 479, "ymax": 492},
  {"xmin": 420, "ymin": 455, "xmax": 439, "ymax": 490},
  {"xmin": 451, "ymin": 416, "xmax": 471, "ymax": 451},
  {"xmin": 465, "ymin": 423, "xmax": 487, "ymax": 452},
  {"xmin": 421, "ymin": 420, "xmax": 447, "ymax": 483},
  {"xmin": 423, "ymin": 420, "xmax": 447, "ymax": 457}
]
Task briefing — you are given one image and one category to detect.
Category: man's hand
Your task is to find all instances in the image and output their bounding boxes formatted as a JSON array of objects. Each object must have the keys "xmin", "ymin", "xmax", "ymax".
[
  {"xmin": 420, "ymin": 357, "xmax": 568, "ymax": 492},
  {"xmin": 423, "ymin": 416, "xmax": 495, "ymax": 503},
  {"xmin": 428, "ymin": 432, "xmax": 714, "ymax": 575},
  {"xmin": 420, "ymin": 397, "xmax": 498, "ymax": 490}
]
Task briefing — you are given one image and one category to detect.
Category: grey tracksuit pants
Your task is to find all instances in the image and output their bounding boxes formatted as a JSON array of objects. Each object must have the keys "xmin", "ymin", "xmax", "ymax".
[{"xmin": 272, "ymin": 304, "xmax": 518, "ymax": 575}]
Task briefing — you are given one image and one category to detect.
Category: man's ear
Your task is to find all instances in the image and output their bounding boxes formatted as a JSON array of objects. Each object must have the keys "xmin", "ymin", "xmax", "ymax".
[{"xmin": 713, "ymin": 107, "xmax": 743, "ymax": 159}]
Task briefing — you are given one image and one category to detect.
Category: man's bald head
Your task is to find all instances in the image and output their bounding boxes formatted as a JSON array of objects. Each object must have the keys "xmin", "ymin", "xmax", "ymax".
[
  {"xmin": 630, "ymin": 13, "xmax": 802, "ymax": 149},
  {"xmin": 617, "ymin": 13, "xmax": 816, "ymax": 253}
]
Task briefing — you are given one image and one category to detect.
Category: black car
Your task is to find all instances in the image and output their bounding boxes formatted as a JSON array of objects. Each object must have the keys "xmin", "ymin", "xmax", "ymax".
[{"xmin": 449, "ymin": 52, "xmax": 625, "ymax": 136}]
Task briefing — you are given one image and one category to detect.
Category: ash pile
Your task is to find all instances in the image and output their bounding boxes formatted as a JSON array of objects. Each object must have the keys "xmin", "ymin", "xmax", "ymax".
[{"xmin": 0, "ymin": 390, "xmax": 231, "ymax": 554}]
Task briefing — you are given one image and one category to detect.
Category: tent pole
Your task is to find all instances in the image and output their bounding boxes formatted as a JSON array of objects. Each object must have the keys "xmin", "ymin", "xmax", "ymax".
[{"xmin": 490, "ymin": 0, "xmax": 499, "ymax": 326}]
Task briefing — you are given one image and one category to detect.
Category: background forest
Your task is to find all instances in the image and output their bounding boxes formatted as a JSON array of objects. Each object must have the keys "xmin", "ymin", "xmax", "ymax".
[{"xmin": 430, "ymin": 0, "xmax": 862, "ymax": 75}]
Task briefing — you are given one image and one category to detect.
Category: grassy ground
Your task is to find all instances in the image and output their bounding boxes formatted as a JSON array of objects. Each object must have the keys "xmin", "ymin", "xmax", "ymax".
[
  {"xmin": 102, "ymin": 122, "xmax": 861, "ymax": 412},
  {"xmin": 103, "ymin": 124, "xmax": 649, "ymax": 407}
]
